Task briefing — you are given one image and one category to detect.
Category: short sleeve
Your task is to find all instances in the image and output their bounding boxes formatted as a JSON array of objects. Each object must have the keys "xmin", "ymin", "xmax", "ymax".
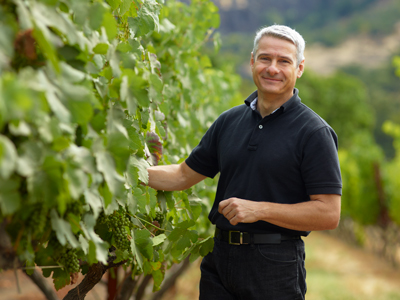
[
  {"xmin": 301, "ymin": 126, "xmax": 342, "ymax": 195},
  {"xmin": 185, "ymin": 119, "xmax": 220, "ymax": 178}
]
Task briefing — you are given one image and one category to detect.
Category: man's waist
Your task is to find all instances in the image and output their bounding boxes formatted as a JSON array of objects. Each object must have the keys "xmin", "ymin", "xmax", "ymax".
[{"xmin": 215, "ymin": 227, "xmax": 300, "ymax": 245}]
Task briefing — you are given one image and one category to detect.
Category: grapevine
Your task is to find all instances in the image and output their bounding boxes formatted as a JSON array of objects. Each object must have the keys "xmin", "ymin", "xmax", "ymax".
[{"xmin": 0, "ymin": 0, "xmax": 230, "ymax": 296}]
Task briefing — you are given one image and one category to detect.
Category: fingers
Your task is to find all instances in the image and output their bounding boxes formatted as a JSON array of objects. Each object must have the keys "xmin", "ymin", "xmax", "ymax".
[
  {"xmin": 218, "ymin": 198, "xmax": 231, "ymax": 213},
  {"xmin": 219, "ymin": 198, "xmax": 240, "ymax": 225},
  {"xmin": 219, "ymin": 198, "xmax": 261, "ymax": 225}
]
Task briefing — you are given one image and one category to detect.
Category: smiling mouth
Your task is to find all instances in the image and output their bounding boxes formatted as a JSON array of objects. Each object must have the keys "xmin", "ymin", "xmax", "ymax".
[{"xmin": 262, "ymin": 77, "xmax": 281, "ymax": 82}]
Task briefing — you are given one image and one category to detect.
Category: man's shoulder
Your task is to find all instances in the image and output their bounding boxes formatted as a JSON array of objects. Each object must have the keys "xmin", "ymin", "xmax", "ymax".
[
  {"xmin": 296, "ymin": 102, "xmax": 332, "ymax": 129},
  {"xmin": 218, "ymin": 104, "xmax": 250, "ymax": 120}
]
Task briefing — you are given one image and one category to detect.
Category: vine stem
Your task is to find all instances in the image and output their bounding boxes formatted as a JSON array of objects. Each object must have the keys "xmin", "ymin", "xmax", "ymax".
[{"xmin": 20, "ymin": 265, "xmax": 63, "ymax": 270}]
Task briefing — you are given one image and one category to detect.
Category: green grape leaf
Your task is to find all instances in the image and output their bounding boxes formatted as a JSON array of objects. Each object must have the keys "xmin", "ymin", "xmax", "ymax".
[
  {"xmin": 88, "ymin": 240, "xmax": 98, "ymax": 265},
  {"xmin": 89, "ymin": 2, "xmax": 106, "ymax": 30},
  {"xmin": 135, "ymin": 228, "xmax": 153, "ymax": 260},
  {"xmin": 66, "ymin": 99, "xmax": 93, "ymax": 126},
  {"xmin": 199, "ymin": 236, "xmax": 214, "ymax": 257},
  {"xmin": 79, "ymin": 235, "xmax": 89, "ymax": 255},
  {"xmin": 0, "ymin": 178, "xmax": 21, "ymax": 215},
  {"xmin": 120, "ymin": 0, "xmax": 132, "ymax": 16},
  {"xmin": 164, "ymin": 191, "xmax": 175, "ymax": 210},
  {"xmin": 67, "ymin": 213, "xmax": 81, "ymax": 234},
  {"xmin": 187, "ymin": 195, "xmax": 202, "ymax": 221},
  {"xmin": 129, "ymin": 156, "xmax": 149, "ymax": 185},
  {"xmin": 152, "ymin": 268, "xmax": 164, "ymax": 292},
  {"xmin": 167, "ymin": 220, "xmax": 195, "ymax": 242},
  {"xmin": 126, "ymin": 190, "xmax": 137, "ymax": 215},
  {"xmin": 156, "ymin": 191, "xmax": 167, "ymax": 212},
  {"xmin": 147, "ymin": 187, "xmax": 158, "ymax": 217},
  {"xmin": 95, "ymin": 151, "xmax": 125, "ymax": 197},
  {"xmin": 32, "ymin": 23, "xmax": 59, "ymax": 72},
  {"xmin": 84, "ymin": 189, "xmax": 103, "ymax": 218},
  {"xmin": 50, "ymin": 209, "xmax": 79, "ymax": 248},
  {"xmin": 102, "ymin": 11, "xmax": 118, "ymax": 40},
  {"xmin": 125, "ymin": 162, "xmax": 139, "ymax": 188},
  {"xmin": 175, "ymin": 233, "xmax": 192, "ymax": 251},
  {"xmin": 133, "ymin": 187, "xmax": 147, "ymax": 214},
  {"xmin": 152, "ymin": 234, "xmax": 166, "ymax": 246},
  {"xmin": 52, "ymin": 268, "xmax": 70, "ymax": 291},
  {"xmin": 149, "ymin": 73, "xmax": 163, "ymax": 92},
  {"xmin": 105, "ymin": 0, "xmax": 120, "ymax": 10},
  {"xmin": 82, "ymin": 214, "xmax": 108, "ymax": 264},
  {"xmin": 114, "ymin": 249, "xmax": 130, "ymax": 263},
  {"xmin": 117, "ymin": 42, "xmax": 133, "ymax": 53},
  {"xmin": 65, "ymin": 164, "xmax": 87, "ymax": 200},
  {"xmin": 93, "ymin": 43, "xmax": 109, "ymax": 55},
  {"xmin": 16, "ymin": 140, "xmax": 43, "ymax": 177},
  {"xmin": 128, "ymin": 0, "xmax": 159, "ymax": 37},
  {"xmin": 130, "ymin": 230, "xmax": 143, "ymax": 270},
  {"xmin": 0, "ymin": 135, "xmax": 17, "ymax": 179}
]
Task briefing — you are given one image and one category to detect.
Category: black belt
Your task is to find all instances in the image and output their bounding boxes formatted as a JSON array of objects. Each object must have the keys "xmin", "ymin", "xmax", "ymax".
[{"xmin": 215, "ymin": 228, "xmax": 300, "ymax": 245}]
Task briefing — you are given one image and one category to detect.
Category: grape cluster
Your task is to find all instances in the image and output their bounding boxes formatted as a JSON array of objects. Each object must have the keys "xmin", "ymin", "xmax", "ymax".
[
  {"xmin": 60, "ymin": 249, "xmax": 80, "ymax": 274},
  {"xmin": 154, "ymin": 211, "xmax": 165, "ymax": 226},
  {"xmin": 114, "ymin": 226, "xmax": 130, "ymax": 250},
  {"xmin": 98, "ymin": 210, "xmax": 132, "ymax": 251},
  {"xmin": 28, "ymin": 204, "xmax": 47, "ymax": 238},
  {"xmin": 48, "ymin": 238, "xmax": 80, "ymax": 274}
]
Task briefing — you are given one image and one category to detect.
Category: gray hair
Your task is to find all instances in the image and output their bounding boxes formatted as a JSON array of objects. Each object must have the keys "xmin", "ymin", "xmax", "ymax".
[{"xmin": 252, "ymin": 25, "xmax": 305, "ymax": 67}]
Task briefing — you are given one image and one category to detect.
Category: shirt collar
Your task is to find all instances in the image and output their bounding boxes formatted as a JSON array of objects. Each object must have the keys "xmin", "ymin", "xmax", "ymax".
[
  {"xmin": 246, "ymin": 88, "xmax": 300, "ymax": 114},
  {"xmin": 250, "ymin": 97, "xmax": 279, "ymax": 115}
]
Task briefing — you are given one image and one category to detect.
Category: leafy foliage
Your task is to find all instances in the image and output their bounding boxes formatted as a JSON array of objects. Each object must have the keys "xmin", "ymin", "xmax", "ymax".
[
  {"xmin": 0, "ymin": 0, "xmax": 239, "ymax": 293},
  {"xmin": 297, "ymin": 71, "xmax": 375, "ymax": 149}
]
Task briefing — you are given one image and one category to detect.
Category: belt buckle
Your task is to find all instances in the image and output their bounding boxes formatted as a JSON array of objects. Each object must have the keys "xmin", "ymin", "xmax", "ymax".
[{"xmin": 229, "ymin": 231, "xmax": 243, "ymax": 245}]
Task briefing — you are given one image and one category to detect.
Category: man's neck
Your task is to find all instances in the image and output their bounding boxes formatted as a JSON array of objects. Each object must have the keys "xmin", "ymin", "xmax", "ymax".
[{"xmin": 257, "ymin": 91, "xmax": 293, "ymax": 118}]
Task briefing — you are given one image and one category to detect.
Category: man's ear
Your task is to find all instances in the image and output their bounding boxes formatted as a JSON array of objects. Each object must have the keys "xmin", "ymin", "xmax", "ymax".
[
  {"xmin": 250, "ymin": 52, "xmax": 254, "ymax": 69},
  {"xmin": 297, "ymin": 59, "xmax": 305, "ymax": 78}
]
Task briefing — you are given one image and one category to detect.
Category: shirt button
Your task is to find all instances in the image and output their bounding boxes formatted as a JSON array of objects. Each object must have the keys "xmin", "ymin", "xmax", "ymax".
[{"xmin": 259, "ymin": 125, "xmax": 263, "ymax": 129}]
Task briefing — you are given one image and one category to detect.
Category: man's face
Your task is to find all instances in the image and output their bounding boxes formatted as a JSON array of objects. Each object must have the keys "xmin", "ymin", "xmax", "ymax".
[{"xmin": 250, "ymin": 36, "xmax": 304, "ymax": 100}]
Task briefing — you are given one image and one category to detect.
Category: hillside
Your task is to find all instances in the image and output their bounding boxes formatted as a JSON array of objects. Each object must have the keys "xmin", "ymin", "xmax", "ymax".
[
  {"xmin": 212, "ymin": 0, "xmax": 400, "ymax": 46},
  {"xmin": 211, "ymin": 0, "xmax": 400, "ymax": 77},
  {"xmin": 305, "ymin": 22, "xmax": 400, "ymax": 75},
  {"xmin": 236, "ymin": 24, "xmax": 400, "ymax": 78}
]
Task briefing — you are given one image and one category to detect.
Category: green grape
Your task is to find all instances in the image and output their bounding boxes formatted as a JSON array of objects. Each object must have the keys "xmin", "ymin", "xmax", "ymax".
[
  {"xmin": 154, "ymin": 210, "xmax": 165, "ymax": 226},
  {"xmin": 60, "ymin": 248, "xmax": 80, "ymax": 274},
  {"xmin": 114, "ymin": 227, "xmax": 130, "ymax": 250},
  {"xmin": 99, "ymin": 209, "xmax": 132, "ymax": 250}
]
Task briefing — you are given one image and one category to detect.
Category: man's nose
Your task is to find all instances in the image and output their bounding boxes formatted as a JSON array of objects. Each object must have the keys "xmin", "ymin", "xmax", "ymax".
[{"xmin": 267, "ymin": 62, "xmax": 279, "ymax": 76}]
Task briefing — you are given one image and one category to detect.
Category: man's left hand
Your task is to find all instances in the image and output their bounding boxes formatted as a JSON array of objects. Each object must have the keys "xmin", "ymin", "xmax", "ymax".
[{"xmin": 218, "ymin": 198, "xmax": 263, "ymax": 225}]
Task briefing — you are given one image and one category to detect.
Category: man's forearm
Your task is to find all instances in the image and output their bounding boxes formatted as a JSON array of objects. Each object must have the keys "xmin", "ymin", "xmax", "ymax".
[
  {"xmin": 147, "ymin": 162, "xmax": 207, "ymax": 191},
  {"xmin": 257, "ymin": 195, "xmax": 341, "ymax": 231},
  {"xmin": 219, "ymin": 194, "xmax": 341, "ymax": 232},
  {"xmin": 147, "ymin": 164, "xmax": 183, "ymax": 191}
]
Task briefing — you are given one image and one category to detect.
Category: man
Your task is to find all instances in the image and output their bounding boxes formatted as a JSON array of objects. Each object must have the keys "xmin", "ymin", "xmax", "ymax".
[{"xmin": 148, "ymin": 25, "xmax": 342, "ymax": 299}]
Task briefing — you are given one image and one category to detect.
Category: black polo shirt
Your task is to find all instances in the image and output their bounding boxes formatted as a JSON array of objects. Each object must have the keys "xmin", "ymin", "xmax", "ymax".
[{"xmin": 185, "ymin": 88, "xmax": 342, "ymax": 236}]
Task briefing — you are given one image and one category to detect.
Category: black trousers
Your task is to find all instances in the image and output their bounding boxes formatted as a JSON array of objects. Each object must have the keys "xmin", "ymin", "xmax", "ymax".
[{"xmin": 199, "ymin": 237, "xmax": 307, "ymax": 300}]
